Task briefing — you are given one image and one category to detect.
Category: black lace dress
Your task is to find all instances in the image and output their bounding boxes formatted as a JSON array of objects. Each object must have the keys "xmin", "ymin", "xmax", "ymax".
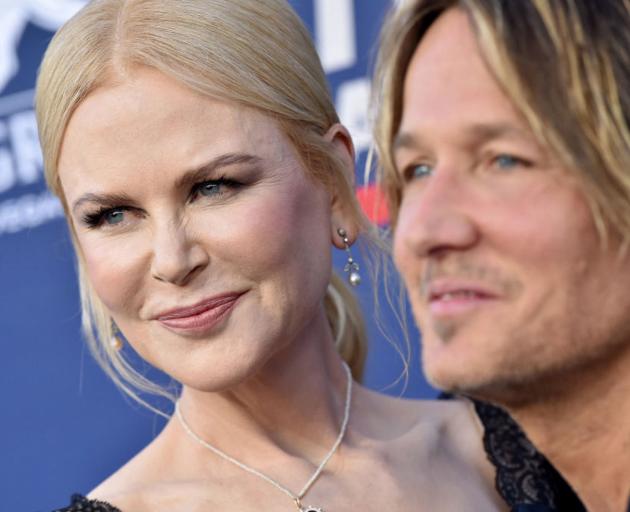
[
  {"xmin": 472, "ymin": 401, "xmax": 585, "ymax": 512},
  {"xmin": 54, "ymin": 401, "xmax": 589, "ymax": 512}
]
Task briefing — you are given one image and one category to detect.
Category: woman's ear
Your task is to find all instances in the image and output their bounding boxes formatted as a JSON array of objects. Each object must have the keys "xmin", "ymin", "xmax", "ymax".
[
  {"xmin": 324, "ymin": 122, "xmax": 356, "ymax": 165},
  {"xmin": 324, "ymin": 123, "xmax": 359, "ymax": 250}
]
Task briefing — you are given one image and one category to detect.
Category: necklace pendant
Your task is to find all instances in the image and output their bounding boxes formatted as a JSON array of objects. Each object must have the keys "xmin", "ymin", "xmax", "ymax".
[{"xmin": 294, "ymin": 497, "xmax": 324, "ymax": 512}]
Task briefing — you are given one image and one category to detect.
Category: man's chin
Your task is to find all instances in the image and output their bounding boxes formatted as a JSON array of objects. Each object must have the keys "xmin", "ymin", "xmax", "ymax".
[{"xmin": 424, "ymin": 362, "xmax": 544, "ymax": 408}]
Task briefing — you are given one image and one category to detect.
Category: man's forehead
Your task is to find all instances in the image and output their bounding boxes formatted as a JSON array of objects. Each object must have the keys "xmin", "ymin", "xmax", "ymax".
[
  {"xmin": 394, "ymin": 122, "xmax": 537, "ymax": 152},
  {"xmin": 409, "ymin": 8, "xmax": 476, "ymax": 73}
]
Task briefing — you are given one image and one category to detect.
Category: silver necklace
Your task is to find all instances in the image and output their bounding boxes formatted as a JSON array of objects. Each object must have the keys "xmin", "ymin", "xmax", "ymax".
[{"xmin": 175, "ymin": 362, "xmax": 353, "ymax": 512}]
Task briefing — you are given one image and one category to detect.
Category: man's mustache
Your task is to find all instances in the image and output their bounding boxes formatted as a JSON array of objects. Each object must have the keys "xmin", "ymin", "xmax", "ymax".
[{"xmin": 419, "ymin": 257, "xmax": 524, "ymax": 299}]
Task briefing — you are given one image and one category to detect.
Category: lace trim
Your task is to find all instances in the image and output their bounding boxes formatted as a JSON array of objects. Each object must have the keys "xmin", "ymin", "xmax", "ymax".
[
  {"xmin": 473, "ymin": 400, "xmax": 585, "ymax": 511},
  {"xmin": 54, "ymin": 494, "xmax": 121, "ymax": 512}
]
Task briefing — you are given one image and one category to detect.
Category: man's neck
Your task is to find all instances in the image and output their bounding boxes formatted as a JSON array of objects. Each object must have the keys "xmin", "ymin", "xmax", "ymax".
[{"xmin": 508, "ymin": 349, "xmax": 630, "ymax": 512}]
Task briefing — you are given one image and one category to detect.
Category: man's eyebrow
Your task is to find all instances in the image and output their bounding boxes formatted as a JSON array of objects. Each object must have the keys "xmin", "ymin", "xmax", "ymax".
[
  {"xmin": 393, "ymin": 131, "xmax": 420, "ymax": 152},
  {"xmin": 393, "ymin": 122, "xmax": 535, "ymax": 153},
  {"xmin": 463, "ymin": 122, "xmax": 534, "ymax": 143},
  {"xmin": 71, "ymin": 152, "xmax": 263, "ymax": 214}
]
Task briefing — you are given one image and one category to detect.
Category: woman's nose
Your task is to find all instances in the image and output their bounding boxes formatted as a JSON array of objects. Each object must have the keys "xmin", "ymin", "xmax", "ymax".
[
  {"xmin": 150, "ymin": 219, "xmax": 209, "ymax": 286},
  {"xmin": 394, "ymin": 168, "xmax": 480, "ymax": 261}
]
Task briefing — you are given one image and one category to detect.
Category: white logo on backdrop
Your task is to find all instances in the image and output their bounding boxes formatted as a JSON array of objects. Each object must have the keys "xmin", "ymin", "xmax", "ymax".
[
  {"xmin": 0, "ymin": 0, "xmax": 87, "ymax": 93},
  {"xmin": 0, "ymin": 1, "xmax": 86, "ymax": 235},
  {"xmin": 313, "ymin": 0, "xmax": 370, "ymax": 156}
]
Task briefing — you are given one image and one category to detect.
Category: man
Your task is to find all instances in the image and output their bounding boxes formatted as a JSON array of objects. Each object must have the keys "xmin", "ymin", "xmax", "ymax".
[{"xmin": 372, "ymin": 1, "xmax": 630, "ymax": 510}]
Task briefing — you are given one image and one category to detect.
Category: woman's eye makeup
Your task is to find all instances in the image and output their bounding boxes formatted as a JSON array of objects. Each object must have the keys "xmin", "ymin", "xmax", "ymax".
[
  {"xmin": 79, "ymin": 176, "xmax": 244, "ymax": 229},
  {"xmin": 82, "ymin": 206, "xmax": 133, "ymax": 229},
  {"xmin": 190, "ymin": 176, "xmax": 241, "ymax": 201}
]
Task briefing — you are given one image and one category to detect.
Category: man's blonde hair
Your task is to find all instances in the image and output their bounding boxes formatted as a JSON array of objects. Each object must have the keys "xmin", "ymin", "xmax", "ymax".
[{"xmin": 373, "ymin": 0, "xmax": 630, "ymax": 240}]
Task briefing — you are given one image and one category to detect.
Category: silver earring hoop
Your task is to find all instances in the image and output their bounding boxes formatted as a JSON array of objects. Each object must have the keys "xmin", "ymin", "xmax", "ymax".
[
  {"xmin": 110, "ymin": 321, "xmax": 123, "ymax": 352},
  {"xmin": 337, "ymin": 228, "xmax": 361, "ymax": 287}
]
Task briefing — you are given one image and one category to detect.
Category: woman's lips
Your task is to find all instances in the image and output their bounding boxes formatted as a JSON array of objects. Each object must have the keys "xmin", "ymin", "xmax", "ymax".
[{"xmin": 156, "ymin": 292, "xmax": 244, "ymax": 335}]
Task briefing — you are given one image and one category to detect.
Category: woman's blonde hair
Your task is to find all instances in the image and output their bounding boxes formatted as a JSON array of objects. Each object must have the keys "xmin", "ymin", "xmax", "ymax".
[
  {"xmin": 35, "ymin": 0, "xmax": 372, "ymax": 411},
  {"xmin": 372, "ymin": 0, "xmax": 630, "ymax": 240}
]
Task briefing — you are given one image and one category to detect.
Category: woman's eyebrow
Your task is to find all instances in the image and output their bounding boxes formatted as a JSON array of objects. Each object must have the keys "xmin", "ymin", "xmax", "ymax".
[
  {"xmin": 72, "ymin": 192, "xmax": 135, "ymax": 214},
  {"xmin": 175, "ymin": 152, "xmax": 263, "ymax": 190}
]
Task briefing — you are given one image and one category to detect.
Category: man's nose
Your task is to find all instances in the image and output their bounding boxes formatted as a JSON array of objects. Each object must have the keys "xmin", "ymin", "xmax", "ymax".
[
  {"xmin": 394, "ymin": 167, "xmax": 480, "ymax": 260},
  {"xmin": 150, "ymin": 218, "xmax": 209, "ymax": 286}
]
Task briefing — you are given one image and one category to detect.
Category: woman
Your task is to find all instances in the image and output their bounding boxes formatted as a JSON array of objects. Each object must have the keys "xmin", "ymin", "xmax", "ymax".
[{"xmin": 38, "ymin": 0, "xmax": 512, "ymax": 511}]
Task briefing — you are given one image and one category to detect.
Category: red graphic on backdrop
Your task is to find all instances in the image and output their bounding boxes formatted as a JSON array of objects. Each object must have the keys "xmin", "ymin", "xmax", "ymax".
[{"xmin": 356, "ymin": 183, "xmax": 389, "ymax": 225}]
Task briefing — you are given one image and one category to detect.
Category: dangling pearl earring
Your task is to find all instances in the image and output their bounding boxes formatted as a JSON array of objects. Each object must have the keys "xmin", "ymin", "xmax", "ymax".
[
  {"xmin": 110, "ymin": 321, "xmax": 123, "ymax": 352},
  {"xmin": 337, "ymin": 227, "xmax": 361, "ymax": 287}
]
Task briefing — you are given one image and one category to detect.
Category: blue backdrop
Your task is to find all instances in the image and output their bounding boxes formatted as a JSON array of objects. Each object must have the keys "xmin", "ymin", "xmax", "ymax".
[{"xmin": 0, "ymin": 2, "xmax": 435, "ymax": 510}]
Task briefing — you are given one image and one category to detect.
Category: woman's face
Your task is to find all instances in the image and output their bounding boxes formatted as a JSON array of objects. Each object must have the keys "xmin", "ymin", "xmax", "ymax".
[{"xmin": 58, "ymin": 67, "xmax": 342, "ymax": 390}]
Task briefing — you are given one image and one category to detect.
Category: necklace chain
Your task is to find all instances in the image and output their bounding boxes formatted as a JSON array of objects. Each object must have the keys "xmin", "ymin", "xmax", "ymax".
[{"xmin": 175, "ymin": 362, "xmax": 353, "ymax": 509}]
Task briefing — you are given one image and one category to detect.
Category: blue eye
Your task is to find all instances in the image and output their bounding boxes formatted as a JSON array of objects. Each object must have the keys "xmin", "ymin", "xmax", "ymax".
[
  {"xmin": 83, "ymin": 207, "xmax": 131, "ymax": 229},
  {"xmin": 406, "ymin": 163, "xmax": 433, "ymax": 181},
  {"xmin": 415, "ymin": 164, "xmax": 433, "ymax": 177},
  {"xmin": 104, "ymin": 210, "xmax": 125, "ymax": 225},
  {"xmin": 198, "ymin": 182, "xmax": 223, "ymax": 197},
  {"xmin": 495, "ymin": 154, "xmax": 526, "ymax": 170},
  {"xmin": 191, "ymin": 177, "xmax": 240, "ymax": 201}
]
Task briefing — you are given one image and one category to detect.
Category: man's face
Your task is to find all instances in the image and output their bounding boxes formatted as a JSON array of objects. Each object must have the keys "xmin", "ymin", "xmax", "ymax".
[{"xmin": 392, "ymin": 8, "xmax": 630, "ymax": 402}]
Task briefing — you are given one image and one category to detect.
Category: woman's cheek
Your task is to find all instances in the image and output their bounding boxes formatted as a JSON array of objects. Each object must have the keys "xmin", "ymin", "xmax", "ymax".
[{"xmin": 81, "ymin": 235, "xmax": 149, "ymax": 312}]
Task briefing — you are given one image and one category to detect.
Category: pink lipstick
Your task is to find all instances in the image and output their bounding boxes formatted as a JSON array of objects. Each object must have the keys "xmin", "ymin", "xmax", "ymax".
[{"xmin": 156, "ymin": 292, "xmax": 244, "ymax": 336}]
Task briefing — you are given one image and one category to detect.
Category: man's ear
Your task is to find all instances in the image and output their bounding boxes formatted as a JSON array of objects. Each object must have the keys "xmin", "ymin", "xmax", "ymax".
[{"xmin": 324, "ymin": 123, "xmax": 359, "ymax": 249}]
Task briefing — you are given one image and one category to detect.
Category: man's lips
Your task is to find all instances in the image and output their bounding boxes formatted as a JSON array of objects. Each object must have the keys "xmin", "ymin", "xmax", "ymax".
[{"xmin": 424, "ymin": 280, "xmax": 499, "ymax": 316}]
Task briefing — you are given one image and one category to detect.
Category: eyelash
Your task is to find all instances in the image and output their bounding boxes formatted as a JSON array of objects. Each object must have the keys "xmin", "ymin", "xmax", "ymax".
[
  {"xmin": 190, "ymin": 176, "xmax": 241, "ymax": 201},
  {"xmin": 491, "ymin": 153, "xmax": 533, "ymax": 170},
  {"xmin": 82, "ymin": 206, "xmax": 134, "ymax": 229},
  {"xmin": 402, "ymin": 163, "xmax": 433, "ymax": 183},
  {"xmin": 400, "ymin": 152, "xmax": 533, "ymax": 183},
  {"xmin": 81, "ymin": 177, "xmax": 241, "ymax": 229}
]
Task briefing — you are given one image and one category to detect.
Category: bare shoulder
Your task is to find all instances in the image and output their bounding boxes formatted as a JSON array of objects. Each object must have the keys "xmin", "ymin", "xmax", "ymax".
[
  {"xmin": 357, "ymin": 388, "xmax": 495, "ymax": 472},
  {"xmin": 393, "ymin": 392, "xmax": 489, "ymax": 467},
  {"xmin": 87, "ymin": 420, "xmax": 230, "ymax": 512},
  {"xmin": 88, "ymin": 423, "xmax": 191, "ymax": 512},
  {"xmin": 354, "ymin": 387, "xmax": 506, "ymax": 510},
  {"xmin": 355, "ymin": 385, "xmax": 483, "ymax": 447},
  {"xmin": 87, "ymin": 443, "xmax": 158, "ymax": 511}
]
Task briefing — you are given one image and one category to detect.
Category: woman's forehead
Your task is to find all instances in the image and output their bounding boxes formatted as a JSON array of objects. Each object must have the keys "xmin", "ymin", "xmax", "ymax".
[{"xmin": 59, "ymin": 69, "xmax": 288, "ymax": 176}]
